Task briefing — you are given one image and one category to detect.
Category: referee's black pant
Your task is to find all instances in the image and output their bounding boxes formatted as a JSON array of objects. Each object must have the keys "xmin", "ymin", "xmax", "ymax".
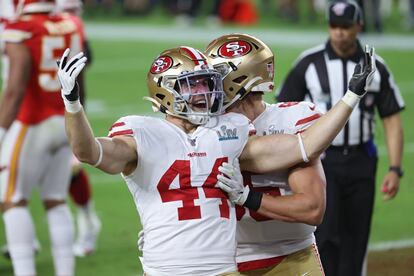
[{"xmin": 315, "ymin": 144, "xmax": 378, "ymax": 276}]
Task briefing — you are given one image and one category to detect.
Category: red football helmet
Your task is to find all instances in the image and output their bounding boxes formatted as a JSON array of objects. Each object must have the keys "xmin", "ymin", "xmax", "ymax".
[{"xmin": 14, "ymin": 0, "xmax": 55, "ymax": 15}]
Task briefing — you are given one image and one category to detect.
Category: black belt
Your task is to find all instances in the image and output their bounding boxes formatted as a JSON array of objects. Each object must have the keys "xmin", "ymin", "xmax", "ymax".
[{"xmin": 328, "ymin": 144, "xmax": 366, "ymax": 155}]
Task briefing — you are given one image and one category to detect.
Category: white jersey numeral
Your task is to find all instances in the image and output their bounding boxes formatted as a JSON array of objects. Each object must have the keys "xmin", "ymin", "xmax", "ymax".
[{"xmin": 39, "ymin": 33, "xmax": 81, "ymax": 92}]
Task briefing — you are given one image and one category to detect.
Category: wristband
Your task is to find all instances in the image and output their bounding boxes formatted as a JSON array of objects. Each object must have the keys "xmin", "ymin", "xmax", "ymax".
[
  {"xmin": 389, "ymin": 166, "xmax": 403, "ymax": 178},
  {"xmin": 297, "ymin": 133, "xmax": 309, "ymax": 163},
  {"xmin": 341, "ymin": 90, "xmax": 361, "ymax": 108},
  {"xmin": 63, "ymin": 98, "xmax": 82, "ymax": 113},
  {"xmin": 243, "ymin": 190, "xmax": 263, "ymax": 211},
  {"xmin": 92, "ymin": 138, "xmax": 103, "ymax": 167}
]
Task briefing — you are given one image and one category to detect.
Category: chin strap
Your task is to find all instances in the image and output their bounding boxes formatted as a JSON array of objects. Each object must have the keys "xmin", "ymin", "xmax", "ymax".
[
  {"xmin": 222, "ymin": 94, "xmax": 241, "ymax": 110},
  {"xmin": 223, "ymin": 77, "xmax": 274, "ymax": 110},
  {"xmin": 251, "ymin": 81, "xmax": 274, "ymax": 92},
  {"xmin": 143, "ymin": 96, "xmax": 161, "ymax": 112}
]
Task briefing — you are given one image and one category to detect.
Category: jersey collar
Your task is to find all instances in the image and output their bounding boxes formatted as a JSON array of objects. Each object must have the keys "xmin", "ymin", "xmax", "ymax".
[{"xmin": 325, "ymin": 39, "xmax": 364, "ymax": 63}]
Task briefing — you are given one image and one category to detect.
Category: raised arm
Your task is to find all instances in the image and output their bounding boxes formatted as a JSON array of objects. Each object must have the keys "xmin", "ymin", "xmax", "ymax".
[
  {"xmin": 240, "ymin": 46, "xmax": 376, "ymax": 172},
  {"xmin": 58, "ymin": 49, "xmax": 137, "ymax": 175}
]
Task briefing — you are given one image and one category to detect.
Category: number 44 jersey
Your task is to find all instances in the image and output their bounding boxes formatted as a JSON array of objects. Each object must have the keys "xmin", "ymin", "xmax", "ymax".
[{"xmin": 108, "ymin": 113, "xmax": 250, "ymax": 276}]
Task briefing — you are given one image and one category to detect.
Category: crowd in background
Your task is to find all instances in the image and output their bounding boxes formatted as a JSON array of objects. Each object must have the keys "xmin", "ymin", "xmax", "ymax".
[{"xmin": 80, "ymin": 0, "xmax": 414, "ymax": 32}]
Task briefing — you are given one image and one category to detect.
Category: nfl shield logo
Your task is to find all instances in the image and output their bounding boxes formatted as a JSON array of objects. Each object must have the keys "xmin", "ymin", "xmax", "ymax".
[{"xmin": 332, "ymin": 3, "xmax": 347, "ymax": 16}]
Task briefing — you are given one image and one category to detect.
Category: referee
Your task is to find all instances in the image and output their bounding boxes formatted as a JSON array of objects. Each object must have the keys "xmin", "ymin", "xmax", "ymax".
[{"xmin": 277, "ymin": 1, "xmax": 405, "ymax": 276}]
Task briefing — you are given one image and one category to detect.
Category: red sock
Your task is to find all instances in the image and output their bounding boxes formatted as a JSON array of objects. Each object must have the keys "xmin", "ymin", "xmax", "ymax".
[{"xmin": 69, "ymin": 169, "xmax": 91, "ymax": 206}]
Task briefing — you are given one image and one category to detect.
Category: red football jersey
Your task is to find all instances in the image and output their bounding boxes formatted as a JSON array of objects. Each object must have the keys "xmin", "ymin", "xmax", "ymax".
[{"xmin": 3, "ymin": 13, "xmax": 85, "ymax": 124}]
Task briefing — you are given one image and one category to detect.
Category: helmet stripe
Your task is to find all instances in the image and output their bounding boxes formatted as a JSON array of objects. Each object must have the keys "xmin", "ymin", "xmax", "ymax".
[{"xmin": 181, "ymin": 46, "xmax": 206, "ymax": 66}]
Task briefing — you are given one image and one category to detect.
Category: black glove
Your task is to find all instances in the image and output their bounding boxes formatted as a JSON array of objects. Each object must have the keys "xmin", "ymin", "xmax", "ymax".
[{"xmin": 348, "ymin": 45, "xmax": 376, "ymax": 97}]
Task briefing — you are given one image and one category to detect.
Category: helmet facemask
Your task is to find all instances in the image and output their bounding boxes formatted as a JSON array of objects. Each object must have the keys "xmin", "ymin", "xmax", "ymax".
[{"xmin": 164, "ymin": 69, "xmax": 224, "ymax": 125}]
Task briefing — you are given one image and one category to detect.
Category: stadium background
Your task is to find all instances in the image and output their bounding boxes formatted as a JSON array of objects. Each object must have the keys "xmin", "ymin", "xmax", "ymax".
[{"xmin": 0, "ymin": 1, "xmax": 413, "ymax": 275}]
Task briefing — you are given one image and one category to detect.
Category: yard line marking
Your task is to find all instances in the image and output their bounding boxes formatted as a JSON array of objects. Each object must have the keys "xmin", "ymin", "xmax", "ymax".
[
  {"xmin": 368, "ymin": 239, "xmax": 414, "ymax": 252},
  {"xmin": 85, "ymin": 23, "xmax": 414, "ymax": 50}
]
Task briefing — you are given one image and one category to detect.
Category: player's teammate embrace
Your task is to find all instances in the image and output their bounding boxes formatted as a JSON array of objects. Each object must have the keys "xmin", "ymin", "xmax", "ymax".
[
  {"xmin": 205, "ymin": 33, "xmax": 327, "ymax": 275},
  {"xmin": 58, "ymin": 43, "xmax": 375, "ymax": 275}
]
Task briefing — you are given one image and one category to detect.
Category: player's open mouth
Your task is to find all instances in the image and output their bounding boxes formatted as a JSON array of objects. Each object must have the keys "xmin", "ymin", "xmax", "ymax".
[{"xmin": 192, "ymin": 99, "xmax": 207, "ymax": 109}]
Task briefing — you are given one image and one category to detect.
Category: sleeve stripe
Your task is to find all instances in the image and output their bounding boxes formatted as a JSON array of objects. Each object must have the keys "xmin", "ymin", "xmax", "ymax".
[
  {"xmin": 109, "ymin": 122, "xmax": 125, "ymax": 131},
  {"xmin": 2, "ymin": 29, "xmax": 32, "ymax": 42},
  {"xmin": 295, "ymin": 113, "xmax": 321, "ymax": 126},
  {"xmin": 108, "ymin": 129, "xmax": 133, "ymax": 138},
  {"xmin": 388, "ymin": 74, "xmax": 405, "ymax": 108}
]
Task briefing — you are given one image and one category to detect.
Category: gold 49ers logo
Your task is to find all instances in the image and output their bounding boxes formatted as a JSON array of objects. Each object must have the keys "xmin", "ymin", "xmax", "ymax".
[
  {"xmin": 150, "ymin": 56, "xmax": 173, "ymax": 74},
  {"xmin": 218, "ymin": 40, "xmax": 252, "ymax": 58}
]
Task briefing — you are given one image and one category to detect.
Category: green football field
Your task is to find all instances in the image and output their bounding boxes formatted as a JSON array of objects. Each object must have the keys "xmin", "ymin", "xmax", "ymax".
[{"xmin": 0, "ymin": 24, "xmax": 413, "ymax": 275}]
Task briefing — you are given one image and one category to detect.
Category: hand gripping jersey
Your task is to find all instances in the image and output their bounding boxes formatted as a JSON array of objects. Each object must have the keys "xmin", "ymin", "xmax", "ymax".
[
  {"xmin": 108, "ymin": 113, "xmax": 250, "ymax": 276},
  {"xmin": 236, "ymin": 101, "xmax": 323, "ymax": 267},
  {"xmin": 2, "ymin": 13, "xmax": 84, "ymax": 124}
]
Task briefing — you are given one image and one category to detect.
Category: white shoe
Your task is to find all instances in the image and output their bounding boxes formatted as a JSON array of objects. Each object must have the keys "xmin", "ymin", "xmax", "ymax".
[{"xmin": 73, "ymin": 202, "xmax": 101, "ymax": 257}]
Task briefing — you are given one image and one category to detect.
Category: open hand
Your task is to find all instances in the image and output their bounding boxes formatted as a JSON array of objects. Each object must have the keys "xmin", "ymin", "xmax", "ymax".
[{"xmin": 348, "ymin": 45, "xmax": 376, "ymax": 97}]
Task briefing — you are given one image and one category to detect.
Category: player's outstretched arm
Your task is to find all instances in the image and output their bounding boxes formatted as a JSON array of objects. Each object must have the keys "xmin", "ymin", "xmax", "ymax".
[
  {"xmin": 301, "ymin": 45, "xmax": 376, "ymax": 159},
  {"xmin": 58, "ymin": 49, "xmax": 137, "ymax": 175},
  {"xmin": 240, "ymin": 45, "xmax": 376, "ymax": 172}
]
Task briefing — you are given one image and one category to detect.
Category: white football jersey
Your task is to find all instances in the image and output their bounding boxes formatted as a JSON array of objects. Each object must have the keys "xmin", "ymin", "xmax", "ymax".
[
  {"xmin": 108, "ymin": 113, "xmax": 250, "ymax": 276},
  {"xmin": 236, "ymin": 101, "xmax": 323, "ymax": 264}
]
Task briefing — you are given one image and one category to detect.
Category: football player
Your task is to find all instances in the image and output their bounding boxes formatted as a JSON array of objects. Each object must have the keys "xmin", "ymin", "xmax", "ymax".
[
  {"xmin": 0, "ymin": 0, "xmax": 84, "ymax": 275},
  {"xmin": 58, "ymin": 40, "xmax": 373, "ymax": 275},
  {"xmin": 0, "ymin": 0, "xmax": 43, "ymax": 260},
  {"xmin": 205, "ymin": 33, "xmax": 327, "ymax": 275},
  {"xmin": 56, "ymin": 0, "xmax": 102, "ymax": 258},
  {"xmin": 207, "ymin": 34, "xmax": 375, "ymax": 275}
]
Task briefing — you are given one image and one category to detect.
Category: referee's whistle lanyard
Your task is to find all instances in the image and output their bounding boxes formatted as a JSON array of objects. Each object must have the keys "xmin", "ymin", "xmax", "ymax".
[{"xmin": 364, "ymin": 139, "xmax": 378, "ymax": 158}]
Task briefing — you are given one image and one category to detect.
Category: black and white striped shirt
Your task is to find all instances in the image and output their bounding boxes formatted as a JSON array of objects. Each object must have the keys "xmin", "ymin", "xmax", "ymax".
[{"xmin": 277, "ymin": 40, "xmax": 405, "ymax": 147}]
